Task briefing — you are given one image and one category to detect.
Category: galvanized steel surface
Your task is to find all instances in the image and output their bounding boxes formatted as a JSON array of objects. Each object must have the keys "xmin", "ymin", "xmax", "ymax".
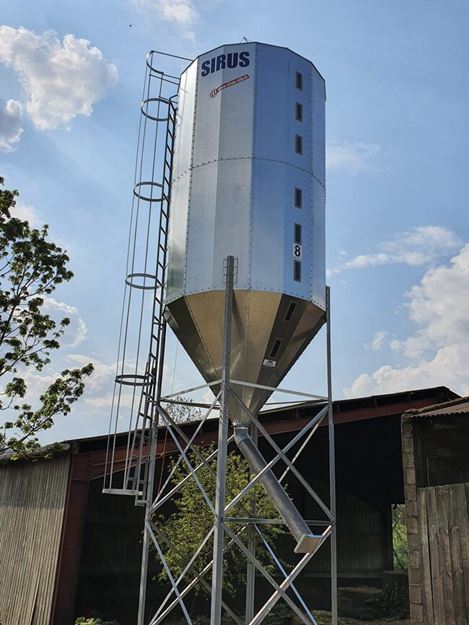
[
  {"xmin": 167, "ymin": 290, "xmax": 324, "ymax": 415},
  {"xmin": 234, "ymin": 424, "xmax": 323, "ymax": 553},
  {"xmin": 0, "ymin": 455, "xmax": 70, "ymax": 625},
  {"xmin": 166, "ymin": 43, "xmax": 326, "ymax": 411}
]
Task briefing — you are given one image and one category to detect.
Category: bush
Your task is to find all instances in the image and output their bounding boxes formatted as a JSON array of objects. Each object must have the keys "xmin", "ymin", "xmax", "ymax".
[
  {"xmin": 155, "ymin": 446, "xmax": 286, "ymax": 597},
  {"xmin": 75, "ymin": 618, "xmax": 119, "ymax": 625},
  {"xmin": 392, "ymin": 504, "xmax": 409, "ymax": 570}
]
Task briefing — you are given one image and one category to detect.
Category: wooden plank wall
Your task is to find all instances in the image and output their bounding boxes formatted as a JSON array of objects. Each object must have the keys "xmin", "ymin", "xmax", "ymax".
[
  {"xmin": 0, "ymin": 455, "xmax": 70, "ymax": 625},
  {"xmin": 417, "ymin": 483, "xmax": 469, "ymax": 625}
]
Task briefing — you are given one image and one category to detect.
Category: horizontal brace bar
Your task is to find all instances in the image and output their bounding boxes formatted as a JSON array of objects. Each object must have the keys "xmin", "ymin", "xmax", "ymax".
[
  {"xmin": 102, "ymin": 488, "xmax": 143, "ymax": 496},
  {"xmin": 161, "ymin": 399, "xmax": 221, "ymax": 410},
  {"xmin": 230, "ymin": 379, "xmax": 327, "ymax": 400},
  {"xmin": 161, "ymin": 379, "xmax": 222, "ymax": 400},
  {"xmin": 224, "ymin": 517, "xmax": 332, "ymax": 526}
]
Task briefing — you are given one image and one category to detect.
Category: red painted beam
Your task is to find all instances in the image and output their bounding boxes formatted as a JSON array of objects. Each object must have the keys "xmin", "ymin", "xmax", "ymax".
[
  {"xmin": 81, "ymin": 394, "xmax": 445, "ymax": 480},
  {"xmin": 50, "ymin": 451, "xmax": 91, "ymax": 625}
]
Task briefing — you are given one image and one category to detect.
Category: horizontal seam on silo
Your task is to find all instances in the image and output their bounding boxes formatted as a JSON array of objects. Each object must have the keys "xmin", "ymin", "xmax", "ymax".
[{"xmin": 172, "ymin": 157, "xmax": 325, "ymax": 189}]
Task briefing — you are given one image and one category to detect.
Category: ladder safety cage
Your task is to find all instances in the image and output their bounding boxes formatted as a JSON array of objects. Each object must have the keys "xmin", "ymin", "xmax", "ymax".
[{"xmin": 103, "ymin": 50, "xmax": 180, "ymax": 504}]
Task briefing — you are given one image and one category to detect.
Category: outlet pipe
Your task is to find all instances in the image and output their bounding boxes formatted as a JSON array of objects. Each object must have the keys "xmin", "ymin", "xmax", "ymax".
[{"xmin": 234, "ymin": 425, "xmax": 321, "ymax": 554}]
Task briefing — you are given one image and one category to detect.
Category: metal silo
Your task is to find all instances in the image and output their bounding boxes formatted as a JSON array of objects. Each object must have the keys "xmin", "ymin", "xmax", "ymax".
[
  {"xmin": 105, "ymin": 44, "xmax": 336, "ymax": 625},
  {"xmin": 166, "ymin": 42, "xmax": 326, "ymax": 416}
]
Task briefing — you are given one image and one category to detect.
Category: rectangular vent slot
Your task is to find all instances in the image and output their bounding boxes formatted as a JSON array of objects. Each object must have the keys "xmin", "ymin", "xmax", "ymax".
[
  {"xmin": 294, "ymin": 223, "xmax": 302, "ymax": 244},
  {"xmin": 296, "ymin": 102, "xmax": 303, "ymax": 122},
  {"xmin": 294, "ymin": 187, "xmax": 302, "ymax": 208},
  {"xmin": 294, "ymin": 261, "xmax": 301, "ymax": 282},
  {"xmin": 284, "ymin": 302, "xmax": 296, "ymax": 321},
  {"xmin": 296, "ymin": 71, "xmax": 303, "ymax": 90},
  {"xmin": 269, "ymin": 339, "xmax": 282, "ymax": 359},
  {"xmin": 295, "ymin": 134, "xmax": 303, "ymax": 155}
]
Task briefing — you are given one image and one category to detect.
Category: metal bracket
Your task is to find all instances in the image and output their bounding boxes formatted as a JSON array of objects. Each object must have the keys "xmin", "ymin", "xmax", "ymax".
[{"xmin": 223, "ymin": 256, "xmax": 238, "ymax": 286}]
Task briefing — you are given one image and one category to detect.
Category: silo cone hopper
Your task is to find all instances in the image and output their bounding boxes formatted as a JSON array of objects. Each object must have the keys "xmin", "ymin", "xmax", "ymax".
[
  {"xmin": 165, "ymin": 42, "xmax": 327, "ymax": 554},
  {"xmin": 165, "ymin": 290, "xmax": 325, "ymax": 416}
]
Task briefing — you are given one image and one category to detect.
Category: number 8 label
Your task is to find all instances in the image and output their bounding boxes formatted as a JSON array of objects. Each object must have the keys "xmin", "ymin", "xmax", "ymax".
[{"xmin": 293, "ymin": 243, "xmax": 303, "ymax": 260}]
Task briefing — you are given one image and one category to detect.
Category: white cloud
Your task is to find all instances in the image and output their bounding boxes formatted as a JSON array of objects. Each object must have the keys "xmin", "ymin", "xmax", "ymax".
[
  {"xmin": 0, "ymin": 99, "xmax": 23, "ymax": 151},
  {"xmin": 130, "ymin": 0, "xmax": 199, "ymax": 38},
  {"xmin": 327, "ymin": 141, "xmax": 382, "ymax": 176},
  {"xmin": 390, "ymin": 334, "xmax": 431, "ymax": 359},
  {"xmin": 11, "ymin": 201, "xmax": 73, "ymax": 251},
  {"xmin": 366, "ymin": 330, "xmax": 388, "ymax": 351},
  {"xmin": 65, "ymin": 353, "xmax": 137, "ymax": 418},
  {"xmin": 1, "ymin": 352, "xmax": 117, "ymax": 441},
  {"xmin": 43, "ymin": 297, "xmax": 88, "ymax": 348},
  {"xmin": 0, "ymin": 27, "xmax": 117, "ymax": 130},
  {"xmin": 345, "ymin": 243, "xmax": 469, "ymax": 398},
  {"xmin": 66, "ymin": 353, "xmax": 115, "ymax": 390},
  {"xmin": 12, "ymin": 201, "xmax": 42, "ymax": 228},
  {"xmin": 331, "ymin": 226, "xmax": 460, "ymax": 275}
]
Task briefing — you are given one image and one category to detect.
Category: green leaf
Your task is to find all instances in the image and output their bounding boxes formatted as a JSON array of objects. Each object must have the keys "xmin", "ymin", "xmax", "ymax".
[{"xmin": 0, "ymin": 177, "xmax": 93, "ymax": 459}]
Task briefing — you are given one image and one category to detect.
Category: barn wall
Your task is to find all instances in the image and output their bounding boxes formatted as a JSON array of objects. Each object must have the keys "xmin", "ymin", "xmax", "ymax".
[
  {"xmin": 74, "ymin": 475, "xmax": 147, "ymax": 624},
  {"xmin": 403, "ymin": 413, "xmax": 469, "ymax": 625},
  {"xmin": 273, "ymin": 416, "xmax": 397, "ymax": 581},
  {"xmin": 285, "ymin": 478, "xmax": 391, "ymax": 578},
  {"xmin": 417, "ymin": 483, "xmax": 469, "ymax": 625},
  {"xmin": 0, "ymin": 454, "xmax": 70, "ymax": 625}
]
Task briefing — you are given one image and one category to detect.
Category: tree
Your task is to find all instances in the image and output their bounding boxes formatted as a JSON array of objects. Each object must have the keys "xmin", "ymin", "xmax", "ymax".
[
  {"xmin": 0, "ymin": 176, "xmax": 93, "ymax": 458},
  {"xmin": 154, "ymin": 445, "xmax": 286, "ymax": 598},
  {"xmin": 392, "ymin": 504, "xmax": 409, "ymax": 570},
  {"xmin": 166, "ymin": 395, "xmax": 202, "ymax": 424}
]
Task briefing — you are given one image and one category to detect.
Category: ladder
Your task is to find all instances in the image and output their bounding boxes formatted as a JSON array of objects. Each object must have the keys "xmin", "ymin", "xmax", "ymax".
[
  {"xmin": 127, "ymin": 98, "xmax": 177, "ymax": 505},
  {"xmin": 103, "ymin": 53, "xmax": 179, "ymax": 502}
]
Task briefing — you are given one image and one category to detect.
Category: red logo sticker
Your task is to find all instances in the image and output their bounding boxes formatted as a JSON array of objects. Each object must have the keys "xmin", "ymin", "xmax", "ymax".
[{"xmin": 210, "ymin": 74, "xmax": 250, "ymax": 98}]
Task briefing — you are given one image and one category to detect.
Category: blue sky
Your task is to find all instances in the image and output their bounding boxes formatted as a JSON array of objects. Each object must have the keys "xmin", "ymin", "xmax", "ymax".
[{"xmin": 1, "ymin": 0, "xmax": 469, "ymax": 442}]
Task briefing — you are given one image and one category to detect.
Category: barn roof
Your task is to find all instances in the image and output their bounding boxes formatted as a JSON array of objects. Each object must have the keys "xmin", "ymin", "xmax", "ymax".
[
  {"xmin": 74, "ymin": 385, "xmax": 458, "ymax": 454},
  {"xmin": 403, "ymin": 395, "xmax": 469, "ymax": 419},
  {"xmin": 0, "ymin": 385, "xmax": 458, "ymax": 466}
]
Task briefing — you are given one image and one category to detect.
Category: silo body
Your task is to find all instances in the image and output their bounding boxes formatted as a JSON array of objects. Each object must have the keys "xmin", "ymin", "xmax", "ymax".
[{"xmin": 165, "ymin": 42, "xmax": 326, "ymax": 415}]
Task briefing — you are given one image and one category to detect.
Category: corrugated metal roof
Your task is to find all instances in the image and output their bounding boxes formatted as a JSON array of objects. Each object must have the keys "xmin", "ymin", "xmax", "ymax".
[
  {"xmin": 0, "ymin": 441, "xmax": 70, "ymax": 464},
  {"xmin": 0, "ymin": 386, "xmax": 458, "ymax": 463},
  {"xmin": 403, "ymin": 396, "xmax": 469, "ymax": 419}
]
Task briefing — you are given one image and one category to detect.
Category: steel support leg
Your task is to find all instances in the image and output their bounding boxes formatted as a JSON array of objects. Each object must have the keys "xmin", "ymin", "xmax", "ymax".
[
  {"xmin": 138, "ymin": 419, "xmax": 158, "ymax": 625},
  {"xmin": 137, "ymin": 322, "xmax": 167, "ymax": 625},
  {"xmin": 210, "ymin": 256, "xmax": 235, "ymax": 625},
  {"xmin": 326, "ymin": 287, "xmax": 337, "ymax": 625},
  {"xmin": 245, "ymin": 427, "xmax": 257, "ymax": 624}
]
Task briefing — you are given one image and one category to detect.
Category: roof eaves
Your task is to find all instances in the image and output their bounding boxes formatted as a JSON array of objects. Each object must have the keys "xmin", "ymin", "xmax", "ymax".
[
  {"xmin": 403, "ymin": 396, "xmax": 469, "ymax": 419},
  {"xmin": 0, "ymin": 442, "xmax": 71, "ymax": 465}
]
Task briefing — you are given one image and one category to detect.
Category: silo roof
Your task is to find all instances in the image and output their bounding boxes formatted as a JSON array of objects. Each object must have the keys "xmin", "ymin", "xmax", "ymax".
[{"xmin": 180, "ymin": 41, "xmax": 326, "ymax": 85}]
